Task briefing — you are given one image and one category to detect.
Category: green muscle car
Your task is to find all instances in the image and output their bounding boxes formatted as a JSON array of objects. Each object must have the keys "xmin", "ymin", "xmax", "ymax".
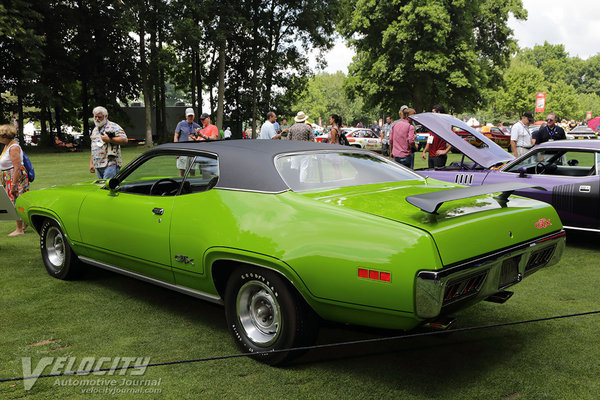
[{"xmin": 16, "ymin": 140, "xmax": 565, "ymax": 364}]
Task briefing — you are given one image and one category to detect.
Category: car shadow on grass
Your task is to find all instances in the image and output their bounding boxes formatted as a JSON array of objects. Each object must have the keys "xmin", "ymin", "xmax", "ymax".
[
  {"xmin": 79, "ymin": 265, "xmax": 226, "ymax": 331},
  {"xmin": 291, "ymin": 315, "xmax": 545, "ymax": 396},
  {"xmin": 565, "ymin": 229, "xmax": 599, "ymax": 250}
]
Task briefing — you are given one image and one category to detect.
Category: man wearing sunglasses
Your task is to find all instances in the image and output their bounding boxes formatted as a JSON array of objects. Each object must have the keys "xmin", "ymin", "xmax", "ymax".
[{"xmin": 534, "ymin": 113, "xmax": 566, "ymax": 146}]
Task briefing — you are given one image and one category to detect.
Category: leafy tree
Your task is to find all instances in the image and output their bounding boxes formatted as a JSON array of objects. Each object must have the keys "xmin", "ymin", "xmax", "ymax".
[
  {"xmin": 495, "ymin": 60, "xmax": 546, "ymax": 119},
  {"xmin": 293, "ymin": 72, "xmax": 379, "ymax": 126},
  {"xmin": 339, "ymin": 0, "xmax": 526, "ymax": 114},
  {"xmin": 544, "ymin": 80, "xmax": 581, "ymax": 121}
]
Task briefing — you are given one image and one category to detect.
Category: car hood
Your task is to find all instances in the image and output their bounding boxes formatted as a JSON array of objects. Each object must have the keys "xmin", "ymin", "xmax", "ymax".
[
  {"xmin": 410, "ymin": 113, "xmax": 514, "ymax": 168},
  {"xmin": 300, "ymin": 180, "xmax": 562, "ymax": 265}
]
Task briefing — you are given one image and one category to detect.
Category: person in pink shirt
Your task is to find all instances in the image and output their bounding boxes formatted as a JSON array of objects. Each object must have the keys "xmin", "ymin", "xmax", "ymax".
[{"xmin": 389, "ymin": 108, "xmax": 417, "ymax": 168}]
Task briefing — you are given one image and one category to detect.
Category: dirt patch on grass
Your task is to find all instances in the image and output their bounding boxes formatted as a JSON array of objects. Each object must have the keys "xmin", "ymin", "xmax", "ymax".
[{"xmin": 28, "ymin": 339, "xmax": 58, "ymax": 347}]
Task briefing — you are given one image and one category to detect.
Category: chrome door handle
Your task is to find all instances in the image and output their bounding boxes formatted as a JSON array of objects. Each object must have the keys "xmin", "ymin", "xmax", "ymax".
[{"xmin": 152, "ymin": 208, "xmax": 164, "ymax": 215}]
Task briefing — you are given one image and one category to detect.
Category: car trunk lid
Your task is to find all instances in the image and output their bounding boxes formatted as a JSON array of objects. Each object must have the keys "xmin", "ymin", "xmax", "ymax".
[{"xmin": 300, "ymin": 180, "xmax": 562, "ymax": 265}]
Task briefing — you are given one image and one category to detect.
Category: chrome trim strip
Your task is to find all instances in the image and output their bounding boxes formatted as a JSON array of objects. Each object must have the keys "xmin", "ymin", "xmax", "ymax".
[
  {"xmin": 214, "ymin": 187, "xmax": 289, "ymax": 194},
  {"xmin": 79, "ymin": 256, "xmax": 223, "ymax": 305},
  {"xmin": 562, "ymin": 225, "xmax": 600, "ymax": 233},
  {"xmin": 424, "ymin": 230, "xmax": 564, "ymax": 279}
]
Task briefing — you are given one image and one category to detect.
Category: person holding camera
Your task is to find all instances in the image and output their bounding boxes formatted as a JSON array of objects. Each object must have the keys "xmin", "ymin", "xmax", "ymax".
[{"xmin": 89, "ymin": 106, "xmax": 128, "ymax": 179}]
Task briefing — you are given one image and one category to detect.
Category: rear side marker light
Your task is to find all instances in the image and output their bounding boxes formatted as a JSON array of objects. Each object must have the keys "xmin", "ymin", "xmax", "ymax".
[
  {"xmin": 536, "ymin": 231, "xmax": 566, "ymax": 243},
  {"xmin": 358, "ymin": 268, "xmax": 390, "ymax": 283},
  {"xmin": 18, "ymin": 207, "xmax": 24, "ymax": 212}
]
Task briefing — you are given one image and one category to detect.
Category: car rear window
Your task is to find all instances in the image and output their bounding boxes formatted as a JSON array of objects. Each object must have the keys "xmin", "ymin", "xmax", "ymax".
[{"xmin": 275, "ymin": 152, "xmax": 421, "ymax": 192}]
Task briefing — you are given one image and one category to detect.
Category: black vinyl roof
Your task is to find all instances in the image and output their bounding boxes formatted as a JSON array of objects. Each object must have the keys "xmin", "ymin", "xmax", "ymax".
[{"xmin": 150, "ymin": 140, "xmax": 364, "ymax": 193}]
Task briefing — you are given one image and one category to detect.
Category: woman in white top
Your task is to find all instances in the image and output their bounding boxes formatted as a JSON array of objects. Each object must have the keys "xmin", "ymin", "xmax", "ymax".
[{"xmin": 0, "ymin": 124, "xmax": 29, "ymax": 236}]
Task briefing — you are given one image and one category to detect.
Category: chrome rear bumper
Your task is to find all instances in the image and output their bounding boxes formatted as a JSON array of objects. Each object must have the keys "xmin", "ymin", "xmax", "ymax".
[{"xmin": 415, "ymin": 231, "xmax": 566, "ymax": 319}]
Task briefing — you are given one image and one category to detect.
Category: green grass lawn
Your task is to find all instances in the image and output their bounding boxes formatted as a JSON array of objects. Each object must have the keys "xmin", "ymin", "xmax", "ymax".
[{"xmin": 1, "ymin": 146, "xmax": 599, "ymax": 399}]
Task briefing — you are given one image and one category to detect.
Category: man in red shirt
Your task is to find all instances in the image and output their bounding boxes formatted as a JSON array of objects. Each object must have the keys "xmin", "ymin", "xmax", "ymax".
[
  {"xmin": 421, "ymin": 104, "xmax": 451, "ymax": 168},
  {"xmin": 195, "ymin": 113, "xmax": 219, "ymax": 141}
]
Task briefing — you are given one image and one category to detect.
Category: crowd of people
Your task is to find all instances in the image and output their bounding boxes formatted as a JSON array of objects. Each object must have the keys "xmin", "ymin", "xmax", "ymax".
[{"xmin": 1, "ymin": 103, "xmax": 593, "ymax": 239}]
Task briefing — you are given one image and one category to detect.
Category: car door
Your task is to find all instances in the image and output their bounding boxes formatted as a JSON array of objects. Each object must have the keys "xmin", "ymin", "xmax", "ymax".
[
  {"xmin": 78, "ymin": 153, "xmax": 186, "ymax": 281},
  {"xmin": 169, "ymin": 155, "xmax": 222, "ymax": 291}
]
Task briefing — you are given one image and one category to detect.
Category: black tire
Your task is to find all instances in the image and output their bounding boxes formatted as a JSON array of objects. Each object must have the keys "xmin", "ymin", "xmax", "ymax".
[
  {"xmin": 224, "ymin": 267, "xmax": 319, "ymax": 365},
  {"xmin": 40, "ymin": 219, "xmax": 84, "ymax": 280}
]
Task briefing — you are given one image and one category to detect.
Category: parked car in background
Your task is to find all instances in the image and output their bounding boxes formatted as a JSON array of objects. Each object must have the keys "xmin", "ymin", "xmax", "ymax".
[
  {"xmin": 314, "ymin": 130, "xmax": 329, "ymax": 143},
  {"xmin": 16, "ymin": 140, "xmax": 565, "ymax": 365},
  {"xmin": 342, "ymin": 128, "xmax": 382, "ymax": 152},
  {"xmin": 565, "ymin": 126, "xmax": 597, "ymax": 140},
  {"xmin": 413, "ymin": 112, "xmax": 600, "ymax": 232},
  {"xmin": 477, "ymin": 126, "xmax": 512, "ymax": 150}
]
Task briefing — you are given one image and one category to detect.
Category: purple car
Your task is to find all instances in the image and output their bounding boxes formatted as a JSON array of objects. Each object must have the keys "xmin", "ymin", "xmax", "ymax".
[{"xmin": 412, "ymin": 113, "xmax": 599, "ymax": 232}]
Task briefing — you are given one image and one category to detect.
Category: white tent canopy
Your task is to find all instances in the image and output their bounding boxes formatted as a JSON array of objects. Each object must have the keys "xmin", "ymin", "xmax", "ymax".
[{"xmin": 466, "ymin": 117, "xmax": 480, "ymax": 126}]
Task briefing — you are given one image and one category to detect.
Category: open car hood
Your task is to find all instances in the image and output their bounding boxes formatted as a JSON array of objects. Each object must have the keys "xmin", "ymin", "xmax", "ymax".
[{"xmin": 410, "ymin": 113, "xmax": 514, "ymax": 168}]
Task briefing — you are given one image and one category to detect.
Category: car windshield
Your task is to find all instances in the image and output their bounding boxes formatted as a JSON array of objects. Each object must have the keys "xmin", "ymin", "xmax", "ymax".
[
  {"xmin": 275, "ymin": 152, "xmax": 420, "ymax": 192},
  {"xmin": 504, "ymin": 149, "xmax": 597, "ymax": 176}
]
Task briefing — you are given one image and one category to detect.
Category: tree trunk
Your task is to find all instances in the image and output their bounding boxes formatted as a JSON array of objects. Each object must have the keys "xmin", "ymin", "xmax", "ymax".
[
  {"xmin": 55, "ymin": 105, "xmax": 62, "ymax": 140},
  {"xmin": 191, "ymin": 49, "xmax": 196, "ymax": 111},
  {"xmin": 17, "ymin": 86, "xmax": 24, "ymax": 144},
  {"xmin": 196, "ymin": 50, "xmax": 202, "ymax": 115},
  {"xmin": 139, "ymin": 5, "xmax": 154, "ymax": 147},
  {"xmin": 216, "ymin": 40, "xmax": 226, "ymax": 132},
  {"xmin": 0, "ymin": 93, "xmax": 5, "ymax": 124},
  {"xmin": 251, "ymin": 0, "xmax": 260, "ymax": 138},
  {"xmin": 158, "ymin": 21, "xmax": 168, "ymax": 143},
  {"xmin": 81, "ymin": 79, "xmax": 90, "ymax": 148},
  {"xmin": 47, "ymin": 106, "xmax": 54, "ymax": 139}
]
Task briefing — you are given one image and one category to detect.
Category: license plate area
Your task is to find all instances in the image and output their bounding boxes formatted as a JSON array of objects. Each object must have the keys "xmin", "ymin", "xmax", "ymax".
[{"xmin": 499, "ymin": 255, "xmax": 522, "ymax": 288}]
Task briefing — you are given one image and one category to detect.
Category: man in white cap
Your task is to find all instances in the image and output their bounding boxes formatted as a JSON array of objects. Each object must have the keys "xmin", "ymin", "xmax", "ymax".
[
  {"xmin": 287, "ymin": 111, "xmax": 314, "ymax": 141},
  {"xmin": 174, "ymin": 107, "xmax": 201, "ymax": 176},
  {"xmin": 174, "ymin": 108, "xmax": 201, "ymax": 143}
]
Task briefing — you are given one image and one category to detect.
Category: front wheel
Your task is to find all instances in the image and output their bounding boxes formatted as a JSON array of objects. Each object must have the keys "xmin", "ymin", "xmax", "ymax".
[
  {"xmin": 224, "ymin": 267, "xmax": 318, "ymax": 365},
  {"xmin": 40, "ymin": 219, "xmax": 83, "ymax": 280}
]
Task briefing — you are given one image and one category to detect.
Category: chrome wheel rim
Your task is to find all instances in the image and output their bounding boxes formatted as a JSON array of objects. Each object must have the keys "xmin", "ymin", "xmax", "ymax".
[
  {"xmin": 237, "ymin": 280, "xmax": 281, "ymax": 347},
  {"xmin": 45, "ymin": 226, "xmax": 65, "ymax": 269}
]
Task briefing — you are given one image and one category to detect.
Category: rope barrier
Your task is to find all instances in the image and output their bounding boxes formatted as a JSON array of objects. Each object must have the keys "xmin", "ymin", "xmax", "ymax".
[{"xmin": 1, "ymin": 309, "xmax": 598, "ymax": 383}]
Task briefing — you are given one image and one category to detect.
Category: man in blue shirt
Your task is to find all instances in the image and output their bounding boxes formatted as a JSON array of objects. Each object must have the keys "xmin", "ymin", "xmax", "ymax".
[{"xmin": 174, "ymin": 108, "xmax": 201, "ymax": 176}]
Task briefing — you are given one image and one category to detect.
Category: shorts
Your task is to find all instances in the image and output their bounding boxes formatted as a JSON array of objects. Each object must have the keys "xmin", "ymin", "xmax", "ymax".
[{"xmin": 176, "ymin": 156, "xmax": 193, "ymax": 170}]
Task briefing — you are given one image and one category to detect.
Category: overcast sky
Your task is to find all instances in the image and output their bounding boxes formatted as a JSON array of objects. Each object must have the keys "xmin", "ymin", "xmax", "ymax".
[{"xmin": 315, "ymin": 0, "xmax": 600, "ymax": 74}]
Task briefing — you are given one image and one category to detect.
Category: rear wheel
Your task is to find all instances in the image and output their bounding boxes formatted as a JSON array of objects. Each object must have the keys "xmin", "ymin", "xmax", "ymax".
[
  {"xmin": 40, "ymin": 219, "xmax": 83, "ymax": 280},
  {"xmin": 224, "ymin": 267, "xmax": 318, "ymax": 365}
]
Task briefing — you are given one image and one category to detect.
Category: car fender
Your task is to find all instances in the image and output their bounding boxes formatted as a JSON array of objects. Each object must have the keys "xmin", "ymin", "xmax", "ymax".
[{"xmin": 205, "ymin": 247, "xmax": 313, "ymax": 304}]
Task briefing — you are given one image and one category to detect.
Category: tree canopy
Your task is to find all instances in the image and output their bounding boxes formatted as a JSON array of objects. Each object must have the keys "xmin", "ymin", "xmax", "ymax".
[{"xmin": 338, "ymin": 0, "xmax": 527, "ymax": 115}]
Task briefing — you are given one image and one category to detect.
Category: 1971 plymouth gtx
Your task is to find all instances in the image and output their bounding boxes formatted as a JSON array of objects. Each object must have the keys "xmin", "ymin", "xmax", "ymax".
[
  {"xmin": 16, "ymin": 140, "xmax": 565, "ymax": 364},
  {"xmin": 413, "ymin": 113, "xmax": 600, "ymax": 232}
]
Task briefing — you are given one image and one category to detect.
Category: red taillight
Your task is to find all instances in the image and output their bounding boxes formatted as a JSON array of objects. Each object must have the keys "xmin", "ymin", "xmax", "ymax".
[
  {"xmin": 369, "ymin": 270, "xmax": 379, "ymax": 280},
  {"xmin": 358, "ymin": 268, "xmax": 368, "ymax": 278},
  {"xmin": 380, "ymin": 272, "xmax": 391, "ymax": 282}
]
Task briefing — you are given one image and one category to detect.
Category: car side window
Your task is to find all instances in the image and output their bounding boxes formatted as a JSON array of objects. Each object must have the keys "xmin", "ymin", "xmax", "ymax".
[
  {"xmin": 506, "ymin": 150, "xmax": 596, "ymax": 177},
  {"xmin": 118, "ymin": 154, "xmax": 185, "ymax": 196},
  {"xmin": 182, "ymin": 155, "xmax": 219, "ymax": 193}
]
